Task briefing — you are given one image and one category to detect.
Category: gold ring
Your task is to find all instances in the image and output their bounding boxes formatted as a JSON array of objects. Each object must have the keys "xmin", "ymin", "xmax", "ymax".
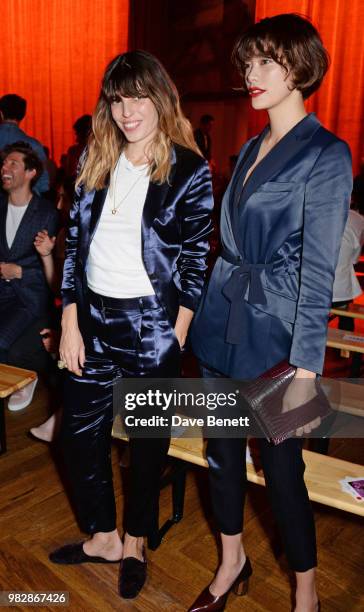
[{"xmin": 57, "ymin": 359, "xmax": 67, "ymax": 370}]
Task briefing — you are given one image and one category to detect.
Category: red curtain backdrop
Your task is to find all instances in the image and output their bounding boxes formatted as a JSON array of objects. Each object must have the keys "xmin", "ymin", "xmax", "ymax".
[
  {"xmin": 249, "ymin": 0, "xmax": 364, "ymax": 173},
  {"xmin": 1, "ymin": 0, "xmax": 129, "ymax": 164}
]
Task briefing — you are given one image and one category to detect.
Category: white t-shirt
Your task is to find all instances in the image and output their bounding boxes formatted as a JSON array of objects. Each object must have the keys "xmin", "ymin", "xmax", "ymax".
[
  {"xmin": 6, "ymin": 202, "xmax": 29, "ymax": 248},
  {"xmin": 87, "ymin": 152, "xmax": 155, "ymax": 298},
  {"xmin": 333, "ymin": 210, "xmax": 364, "ymax": 301}
]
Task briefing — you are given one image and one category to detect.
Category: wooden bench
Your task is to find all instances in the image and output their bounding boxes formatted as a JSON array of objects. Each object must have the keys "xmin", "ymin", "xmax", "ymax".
[
  {"xmin": 0, "ymin": 364, "xmax": 37, "ymax": 454},
  {"xmin": 323, "ymin": 378, "xmax": 364, "ymax": 418},
  {"xmin": 305, "ymin": 378, "xmax": 364, "ymax": 454},
  {"xmin": 326, "ymin": 327, "xmax": 364, "ymax": 354},
  {"xmin": 326, "ymin": 327, "xmax": 364, "ymax": 377},
  {"xmin": 112, "ymin": 411, "xmax": 364, "ymax": 546},
  {"xmin": 330, "ymin": 303, "xmax": 364, "ymax": 321}
]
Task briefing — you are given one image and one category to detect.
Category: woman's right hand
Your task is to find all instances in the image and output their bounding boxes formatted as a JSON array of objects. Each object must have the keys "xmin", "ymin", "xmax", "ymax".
[
  {"xmin": 60, "ymin": 303, "xmax": 85, "ymax": 376},
  {"xmin": 282, "ymin": 369, "xmax": 321, "ymax": 436}
]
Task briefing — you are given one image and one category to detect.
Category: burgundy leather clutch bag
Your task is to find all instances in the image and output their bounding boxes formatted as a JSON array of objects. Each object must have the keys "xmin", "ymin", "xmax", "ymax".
[{"xmin": 239, "ymin": 361, "xmax": 332, "ymax": 445}]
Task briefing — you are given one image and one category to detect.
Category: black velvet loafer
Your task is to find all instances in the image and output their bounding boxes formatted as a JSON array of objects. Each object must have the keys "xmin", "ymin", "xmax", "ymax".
[
  {"xmin": 49, "ymin": 541, "xmax": 122, "ymax": 565},
  {"xmin": 119, "ymin": 551, "xmax": 147, "ymax": 599}
]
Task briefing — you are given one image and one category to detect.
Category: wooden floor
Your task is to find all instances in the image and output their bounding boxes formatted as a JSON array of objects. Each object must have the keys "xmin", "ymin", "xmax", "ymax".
[{"xmin": 0, "ymin": 379, "xmax": 363, "ymax": 612}]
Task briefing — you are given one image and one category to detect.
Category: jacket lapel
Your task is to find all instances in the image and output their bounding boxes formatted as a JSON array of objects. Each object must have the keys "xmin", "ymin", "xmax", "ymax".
[
  {"xmin": 8, "ymin": 196, "xmax": 39, "ymax": 256},
  {"xmin": 230, "ymin": 131, "xmax": 266, "ymax": 253},
  {"xmin": 141, "ymin": 180, "xmax": 171, "ymax": 231},
  {"xmin": 240, "ymin": 113, "xmax": 322, "ymax": 208},
  {"xmin": 229, "ymin": 134, "xmax": 262, "ymax": 214},
  {"xmin": 0, "ymin": 197, "xmax": 10, "ymax": 256},
  {"xmin": 141, "ymin": 149, "xmax": 177, "ymax": 238},
  {"xmin": 89, "ymin": 186, "xmax": 108, "ymax": 242}
]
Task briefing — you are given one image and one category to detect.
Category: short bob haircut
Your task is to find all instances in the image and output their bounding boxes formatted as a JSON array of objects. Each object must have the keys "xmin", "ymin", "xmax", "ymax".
[
  {"xmin": 232, "ymin": 13, "xmax": 329, "ymax": 99},
  {"xmin": 1, "ymin": 141, "xmax": 44, "ymax": 187}
]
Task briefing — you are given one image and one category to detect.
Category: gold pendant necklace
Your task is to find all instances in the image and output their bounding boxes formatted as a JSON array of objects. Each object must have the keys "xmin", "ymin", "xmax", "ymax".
[{"xmin": 111, "ymin": 156, "xmax": 146, "ymax": 215}]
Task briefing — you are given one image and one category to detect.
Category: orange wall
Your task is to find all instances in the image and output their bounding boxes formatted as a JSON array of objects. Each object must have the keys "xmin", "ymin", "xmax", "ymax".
[{"xmin": 1, "ymin": 0, "xmax": 129, "ymax": 164}]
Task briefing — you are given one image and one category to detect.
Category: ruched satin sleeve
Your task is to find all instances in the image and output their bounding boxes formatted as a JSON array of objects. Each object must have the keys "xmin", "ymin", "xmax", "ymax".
[
  {"xmin": 61, "ymin": 184, "xmax": 82, "ymax": 308},
  {"xmin": 289, "ymin": 140, "xmax": 352, "ymax": 374},
  {"xmin": 177, "ymin": 159, "xmax": 213, "ymax": 311}
]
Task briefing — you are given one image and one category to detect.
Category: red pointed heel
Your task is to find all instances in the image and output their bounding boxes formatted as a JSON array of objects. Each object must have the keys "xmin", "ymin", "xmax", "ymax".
[
  {"xmin": 233, "ymin": 575, "xmax": 250, "ymax": 596},
  {"xmin": 188, "ymin": 557, "xmax": 252, "ymax": 612},
  {"xmin": 232, "ymin": 557, "xmax": 252, "ymax": 596}
]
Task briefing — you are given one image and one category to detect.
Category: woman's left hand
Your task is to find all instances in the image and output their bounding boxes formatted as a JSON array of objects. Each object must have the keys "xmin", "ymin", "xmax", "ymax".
[{"xmin": 282, "ymin": 368, "xmax": 321, "ymax": 436}]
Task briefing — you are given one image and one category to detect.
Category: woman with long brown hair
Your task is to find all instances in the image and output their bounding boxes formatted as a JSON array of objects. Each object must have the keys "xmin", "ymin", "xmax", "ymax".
[{"xmin": 49, "ymin": 50, "xmax": 213, "ymax": 600}]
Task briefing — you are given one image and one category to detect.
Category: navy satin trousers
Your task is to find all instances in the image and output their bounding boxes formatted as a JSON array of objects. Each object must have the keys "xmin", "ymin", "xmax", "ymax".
[
  {"xmin": 60, "ymin": 290, "xmax": 180, "ymax": 537},
  {"xmin": 201, "ymin": 364, "xmax": 317, "ymax": 573}
]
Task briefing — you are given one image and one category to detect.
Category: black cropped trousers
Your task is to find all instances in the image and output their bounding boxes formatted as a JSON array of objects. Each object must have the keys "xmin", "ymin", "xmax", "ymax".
[
  {"xmin": 201, "ymin": 364, "xmax": 317, "ymax": 573},
  {"xmin": 59, "ymin": 290, "xmax": 180, "ymax": 537}
]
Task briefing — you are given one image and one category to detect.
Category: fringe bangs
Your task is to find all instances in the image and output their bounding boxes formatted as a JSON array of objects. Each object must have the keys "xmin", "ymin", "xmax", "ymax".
[{"xmin": 77, "ymin": 51, "xmax": 202, "ymax": 191}]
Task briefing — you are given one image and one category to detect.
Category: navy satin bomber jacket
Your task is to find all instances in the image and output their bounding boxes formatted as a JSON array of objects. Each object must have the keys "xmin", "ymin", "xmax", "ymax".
[
  {"xmin": 191, "ymin": 114, "xmax": 352, "ymax": 378},
  {"xmin": 61, "ymin": 144, "xmax": 213, "ymax": 334}
]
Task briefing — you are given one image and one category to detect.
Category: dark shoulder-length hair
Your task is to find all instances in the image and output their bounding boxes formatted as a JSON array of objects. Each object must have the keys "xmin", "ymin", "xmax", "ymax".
[
  {"xmin": 232, "ymin": 13, "xmax": 329, "ymax": 99},
  {"xmin": 77, "ymin": 50, "xmax": 200, "ymax": 191}
]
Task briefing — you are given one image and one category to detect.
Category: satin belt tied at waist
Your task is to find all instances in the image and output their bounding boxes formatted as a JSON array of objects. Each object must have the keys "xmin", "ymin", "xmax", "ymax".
[{"xmin": 221, "ymin": 248, "xmax": 274, "ymax": 345}]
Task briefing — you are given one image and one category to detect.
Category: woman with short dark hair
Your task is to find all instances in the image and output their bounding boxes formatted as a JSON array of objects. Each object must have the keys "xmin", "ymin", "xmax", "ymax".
[
  {"xmin": 190, "ymin": 14, "xmax": 352, "ymax": 612},
  {"xmin": 49, "ymin": 50, "xmax": 213, "ymax": 600}
]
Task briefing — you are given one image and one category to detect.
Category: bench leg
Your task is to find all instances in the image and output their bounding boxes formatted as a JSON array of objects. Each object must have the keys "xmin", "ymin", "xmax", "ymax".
[
  {"xmin": 0, "ymin": 398, "xmax": 6, "ymax": 455},
  {"xmin": 147, "ymin": 459, "xmax": 188, "ymax": 551},
  {"xmin": 171, "ymin": 462, "xmax": 187, "ymax": 522},
  {"xmin": 350, "ymin": 353, "xmax": 362, "ymax": 378}
]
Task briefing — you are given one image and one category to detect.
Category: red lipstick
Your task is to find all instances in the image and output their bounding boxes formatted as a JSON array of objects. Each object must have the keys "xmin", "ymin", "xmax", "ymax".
[{"xmin": 248, "ymin": 87, "xmax": 266, "ymax": 97}]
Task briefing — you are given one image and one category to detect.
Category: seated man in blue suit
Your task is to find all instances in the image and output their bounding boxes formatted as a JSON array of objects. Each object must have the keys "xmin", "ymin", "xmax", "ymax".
[{"xmin": 0, "ymin": 142, "xmax": 58, "ymax": 410}]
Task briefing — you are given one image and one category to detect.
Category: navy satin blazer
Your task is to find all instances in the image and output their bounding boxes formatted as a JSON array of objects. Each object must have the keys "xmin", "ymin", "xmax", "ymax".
[
  {"xmin": 0, "ymin": 194, "xmax": 58, "ymax": 315},
  {"xmin": 191, "ymin": 114, "xmax": 352, "ymax": 378},
  {"xmin": 61, "ymin": 144, "xmax": 213, "ymax": 333}
]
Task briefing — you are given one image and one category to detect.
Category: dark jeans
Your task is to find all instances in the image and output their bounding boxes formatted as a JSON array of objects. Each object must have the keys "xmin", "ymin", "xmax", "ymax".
[
  {"xmin": 60, "ymin": 291, "xmax": 180, "ymax": 537},
  {"xmin": 201, "ymin": 363, "xmax": 317, "ymax": 573}
]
